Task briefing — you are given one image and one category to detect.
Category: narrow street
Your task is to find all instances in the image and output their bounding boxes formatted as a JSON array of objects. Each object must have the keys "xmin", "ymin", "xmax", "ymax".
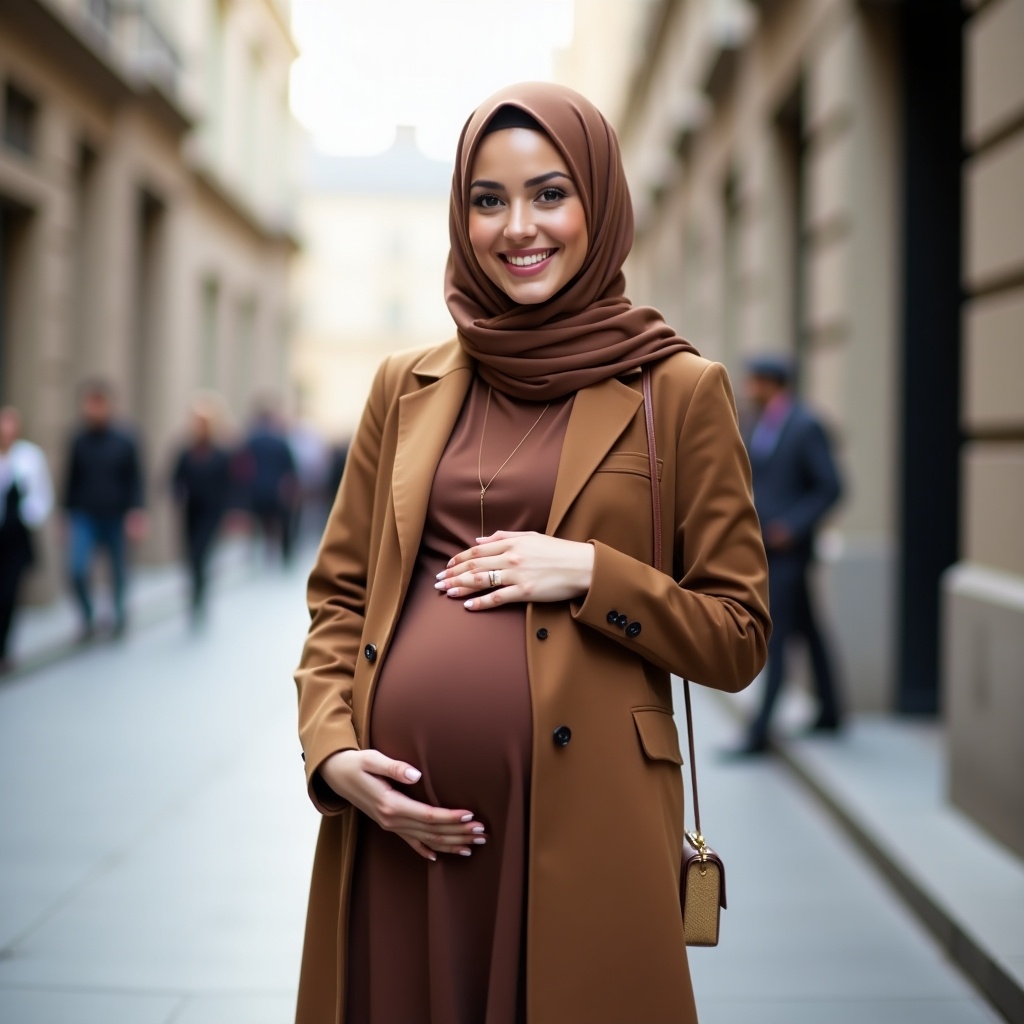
[{"xmin": 0, "ymin": 561, "xmax": 1004, "ymax": 1024}]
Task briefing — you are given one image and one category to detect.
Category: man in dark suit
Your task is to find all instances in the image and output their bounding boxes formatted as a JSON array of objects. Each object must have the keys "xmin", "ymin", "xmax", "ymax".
[{"xmin": 731, "ymin": 355, "xmax": 844, "ymax": 755}]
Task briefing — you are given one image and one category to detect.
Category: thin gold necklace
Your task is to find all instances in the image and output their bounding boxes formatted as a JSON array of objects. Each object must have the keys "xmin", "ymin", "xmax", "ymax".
[{"xmin": 477, "ymin": 386, "xmax": 550, "ymax": 537}]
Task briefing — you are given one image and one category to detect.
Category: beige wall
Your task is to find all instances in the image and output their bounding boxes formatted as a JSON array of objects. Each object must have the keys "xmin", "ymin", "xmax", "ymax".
[
  {"xmin": 0, "ymin": 0, "xmax": 300, "ymax": 596},
  {"xmin": 945, "ymin": 0, "xmax": 1024, "ymax": 857}
]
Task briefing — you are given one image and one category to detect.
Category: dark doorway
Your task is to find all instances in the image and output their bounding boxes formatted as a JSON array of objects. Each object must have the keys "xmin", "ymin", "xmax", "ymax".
[
  {"xmin": 0, "ymin": 197, "xmax": 32, "ymax": 404},
  {"xmin": 895, "ymin": 0, "xmax": 964, "ymax": 714},
  {"xmin": 131, "ymin": 187, "xmax": 166, "ymax": 438}
]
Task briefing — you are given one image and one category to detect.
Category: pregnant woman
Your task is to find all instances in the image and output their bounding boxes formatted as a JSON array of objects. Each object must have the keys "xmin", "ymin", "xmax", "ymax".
[{"xmin": 293, "ymin": 82, "xmax": 770, "ymax": 1024}]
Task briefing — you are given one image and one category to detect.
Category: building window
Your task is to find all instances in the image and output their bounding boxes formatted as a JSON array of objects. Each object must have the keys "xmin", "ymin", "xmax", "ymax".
[{"xmin": 3, "ymin": 83, "xmax": 38, "ymax": 157}]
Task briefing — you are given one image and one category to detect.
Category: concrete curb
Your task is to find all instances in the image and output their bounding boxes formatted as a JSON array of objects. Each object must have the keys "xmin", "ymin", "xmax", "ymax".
[
  {"xmin": 712, "ymin": 691, "xmax": 1022, "ymax": 1024},
  {"xmin": 773, "ymin": 736, "xmax": 1022, "ymax": 1024}
]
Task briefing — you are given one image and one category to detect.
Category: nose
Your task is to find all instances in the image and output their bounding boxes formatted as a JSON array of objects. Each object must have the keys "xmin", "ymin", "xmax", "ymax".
[{"xmin": 504, "ymin": 199, "xmax": 537, "ymax": 242}]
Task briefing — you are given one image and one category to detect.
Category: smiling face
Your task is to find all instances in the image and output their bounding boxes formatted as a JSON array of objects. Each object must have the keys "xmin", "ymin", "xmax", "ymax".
[{"xmin": 467, "ymin": 127, "xmax": 589, "ymax": 305}]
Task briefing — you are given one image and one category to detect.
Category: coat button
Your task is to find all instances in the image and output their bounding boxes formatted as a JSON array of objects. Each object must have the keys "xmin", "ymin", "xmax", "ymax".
[
  {"xmin": 553, "ymin": 725, "xmax": 572, "ymax": 747},
  {"xmin": 606, "ymin": 610, "xmax": 619, "ymax": 624},
  {"xmin": 625, "ymin": 621, "xmax": 642, "ymax": 638},
  {"xmin": 616, "ymin": 614, "xmax": 628, "ymax": 629},
  {"xmin": 536, "ymin": 628, "xmax": 549, "ymax": 640},
  {"xmin": 364, "ymin": 643, "xmax": 377, "ymax": 663}
]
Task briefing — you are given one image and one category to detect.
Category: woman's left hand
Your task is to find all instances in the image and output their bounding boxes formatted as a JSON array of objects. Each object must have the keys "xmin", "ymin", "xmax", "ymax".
[{"xmin": 435, "ymin": 531, "xmax": 595, "ymax": 610}]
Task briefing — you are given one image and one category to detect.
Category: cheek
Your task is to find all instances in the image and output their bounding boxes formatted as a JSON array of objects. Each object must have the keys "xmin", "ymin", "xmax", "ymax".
[
  {"xmin": 562, "ymin": 208, "xmax": 589, "ymax": 275},
  {"xmin": 467, "ymin": 215, "xmax": 494, "ymax": 263}
]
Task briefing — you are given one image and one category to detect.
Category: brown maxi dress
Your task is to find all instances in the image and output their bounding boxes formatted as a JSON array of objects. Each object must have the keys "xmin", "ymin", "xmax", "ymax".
[{"xmin": 346, "ymin": 376, "xmax": 574, "ymax": 1024}]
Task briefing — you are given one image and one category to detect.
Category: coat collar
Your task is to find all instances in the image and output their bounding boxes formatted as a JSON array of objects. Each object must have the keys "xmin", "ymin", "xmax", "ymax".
[
  {"xmin": 546, "ymin": 376, "xmax": 643, "ymax": 534},
  {"xmin": 411, "ymin": 338, "xmax": 473, "ymax": 380},
  {"xmin": 392, "ymin": 339, "xmax": 646, "ymax": 578}
]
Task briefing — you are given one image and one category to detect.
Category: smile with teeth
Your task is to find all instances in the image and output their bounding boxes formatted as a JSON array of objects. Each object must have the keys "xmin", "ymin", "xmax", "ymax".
[{"xmin": 501, "ymin": 249, "xmax": 556, "ymax": 267}]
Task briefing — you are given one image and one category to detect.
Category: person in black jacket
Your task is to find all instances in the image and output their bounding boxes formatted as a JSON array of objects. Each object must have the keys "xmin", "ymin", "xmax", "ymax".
[
  {"xmin": 729, "ymin": 355, "xmax": 844, "ymax": 755},
  {"xmin": 172, "ymin": 401, "xmax": 232, "ymax": 624},
  {"xmin": 63, "ymin": 381, "xmax": 146, "ymax": 639}
]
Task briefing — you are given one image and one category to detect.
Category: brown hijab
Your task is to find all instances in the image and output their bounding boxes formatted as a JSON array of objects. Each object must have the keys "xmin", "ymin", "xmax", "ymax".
[{"xmin": 446, "ymin": 82, "xmax": 698, "ymax": 401}]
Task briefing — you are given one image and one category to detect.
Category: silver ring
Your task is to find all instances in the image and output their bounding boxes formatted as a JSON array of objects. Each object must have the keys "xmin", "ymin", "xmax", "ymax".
[{"xmin": 489, "ymin": 569, "xmax": 501, "ymax": 588}]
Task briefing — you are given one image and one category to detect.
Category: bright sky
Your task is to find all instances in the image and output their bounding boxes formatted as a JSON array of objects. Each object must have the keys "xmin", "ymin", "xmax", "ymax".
[{"xmin": 289, "ymin": 0, "xmax": 575, "ymax": 162}]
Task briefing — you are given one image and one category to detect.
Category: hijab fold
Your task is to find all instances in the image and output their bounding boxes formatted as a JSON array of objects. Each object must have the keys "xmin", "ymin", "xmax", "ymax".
[{"xmin": 446, "ymin": 83, "xmax": 698, "ymax": 401}]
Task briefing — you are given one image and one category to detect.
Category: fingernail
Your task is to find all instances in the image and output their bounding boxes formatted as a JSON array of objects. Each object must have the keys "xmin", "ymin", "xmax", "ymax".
[
  {"xmin": 405, "ymin": 768, "xmax": 422, "ymax": 782},
  {"xmin": 471, "ymin": 826, "xmax": 485, "ymax": 833},
  {"xmin": 435, "ymin": 571, "xmax": 445, "ymax": 580},
  {"xmin": 460, "ymin": 813, "xmax": 474, "ymax": 822},
  {"xmin": 428, "ymin": 853, "xmax": 437, "ymax": 862},
  {"xmin": 434, "ymin": 580, "xmax": 445, "ymax": 590},
  {"xmin": 459, "ymin": 849, "xmax": 472, "ymax": 857},
  {"xmin": 464, "ymin": 599, "xmax": 475, "ymax": 609},
  {"xmin": 473, "ymin": 837, "xmax": 487, "ymax": 845}
]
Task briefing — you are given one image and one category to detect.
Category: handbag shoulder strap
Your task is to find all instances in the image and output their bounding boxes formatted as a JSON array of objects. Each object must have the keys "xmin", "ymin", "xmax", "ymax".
[{"xmin": 642, "ymin": 368, "xmax": 703, "ymax": 837}]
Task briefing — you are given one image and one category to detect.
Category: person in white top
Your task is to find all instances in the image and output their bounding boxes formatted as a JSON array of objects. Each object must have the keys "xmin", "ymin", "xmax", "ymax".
[{"xmin": 0, "ymin": 406, "xmax": 54, "ymax": 672}]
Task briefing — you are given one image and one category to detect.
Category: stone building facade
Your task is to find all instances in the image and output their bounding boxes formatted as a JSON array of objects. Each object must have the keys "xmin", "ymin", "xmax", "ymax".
[
  {"xmin": 0, "ymin": 0, "xmax": 299, "ymax": 590},
  {"xmin": 560, "ymin": 0, "xmax": 1024, "ymax": 855}
]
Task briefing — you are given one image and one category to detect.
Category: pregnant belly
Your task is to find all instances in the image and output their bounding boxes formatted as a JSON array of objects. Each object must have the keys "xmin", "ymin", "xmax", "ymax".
[{"xmin": 369, "ymin": 556, "xmax": 533, "ymax": 815}]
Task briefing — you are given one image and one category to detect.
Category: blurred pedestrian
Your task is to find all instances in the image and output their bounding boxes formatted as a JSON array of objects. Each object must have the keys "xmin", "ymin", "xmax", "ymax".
[
  {"xmin": 726, "ymin": 354, "xmax": 844, "ymax": 756},
  {"xmin": 0, "ymin": 407, "xmax": 54, "ymax": 672},
  {"xmin": 238, "ymin": 399, "xmax": 298, "ymax": 565},
  {"xmin": 63, "ymin": 381, "xmax": 146, "ymax": 639},
  {"xmin": 288, "ymin": 418, "xmax": 331, "ymax": 542},
  {"xmin": 293, "ymin": 84, "xmax": 769, "ymax": 1024},
  {"xmin": 172, "ymin": 399, "xmax": 232, "ymax": 625}
]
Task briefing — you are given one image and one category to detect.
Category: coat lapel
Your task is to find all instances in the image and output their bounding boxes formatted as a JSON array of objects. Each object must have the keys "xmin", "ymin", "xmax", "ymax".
[
  {"xmin": 546, "ymin": 376, "xmax": 644, "ymax": 535},
  {"xmin": 391, "ymin": 351, "xmax": 473, "ymax": 581}
]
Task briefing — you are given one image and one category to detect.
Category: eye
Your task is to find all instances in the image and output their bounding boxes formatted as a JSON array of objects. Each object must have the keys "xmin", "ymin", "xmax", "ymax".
[
  {"xmin": 470, "ymin": 193, "xmax": 503, "ymax": 210},
  {"xmin": 537, "ymin": 187, "xmax": 568, "ymax": 204}
]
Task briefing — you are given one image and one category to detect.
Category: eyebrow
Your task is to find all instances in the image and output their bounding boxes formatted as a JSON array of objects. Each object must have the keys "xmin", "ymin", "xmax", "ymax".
[{"xmin": 469, "ymin": 171, "xmax": 572, "ymax": 190}]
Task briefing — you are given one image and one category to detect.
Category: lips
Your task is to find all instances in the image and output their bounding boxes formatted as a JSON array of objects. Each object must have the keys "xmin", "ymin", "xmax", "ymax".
[{"xmin": 499, "ymin": 248, "xmax": 557, "ymax": 276}]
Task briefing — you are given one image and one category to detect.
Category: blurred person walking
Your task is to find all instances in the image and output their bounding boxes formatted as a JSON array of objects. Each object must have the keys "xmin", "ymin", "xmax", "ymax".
[
  {"xmin": 63, "ymin": 381, "xmax": 146, "ymax": 640},
  {"xmin": 238, "ymin": 400, "xmax": 298, "ymax": 566},
  {"xmin": 172, "ymin": 399, "xmax": 232, "ymax": 624},
  {"xmin": 0, "ymin": 407, "xmax": 54, "ymax": 672},
  {"xmin": 727, "ymin": 354, "xmax": 844, "ymax": 756}
]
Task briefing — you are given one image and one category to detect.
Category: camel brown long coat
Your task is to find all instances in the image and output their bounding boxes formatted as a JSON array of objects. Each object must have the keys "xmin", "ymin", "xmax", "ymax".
[{"xmin": 294, "ymin": 339, "xmax": 770, "ymax": 1024}]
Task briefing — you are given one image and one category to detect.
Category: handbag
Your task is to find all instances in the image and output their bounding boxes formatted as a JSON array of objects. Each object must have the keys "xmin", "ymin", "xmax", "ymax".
[{"xmin": 642, "ymin": 368, "xmax": 728, "ymax": 948}]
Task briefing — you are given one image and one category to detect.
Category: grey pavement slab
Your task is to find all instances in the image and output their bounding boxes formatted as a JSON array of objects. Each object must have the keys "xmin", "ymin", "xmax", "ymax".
[
  {"xmin": 5, "ymin": 538, "xmax": 257, "ymax": 676},
  {"xmin": 0, "ymin": 557, "xmax": 1009, "ymax": 1023}
]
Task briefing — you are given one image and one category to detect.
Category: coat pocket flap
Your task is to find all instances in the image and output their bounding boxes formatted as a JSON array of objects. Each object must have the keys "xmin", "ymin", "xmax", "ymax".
[{"xmin": 632, "ymin": 707, "xmax": 684, "ymax": 764}]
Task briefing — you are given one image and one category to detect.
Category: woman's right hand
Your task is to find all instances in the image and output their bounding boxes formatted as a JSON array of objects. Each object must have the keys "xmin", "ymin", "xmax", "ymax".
[{"xmin": 318, "ymin": 749, "xmax": 486, "ymax": 862}]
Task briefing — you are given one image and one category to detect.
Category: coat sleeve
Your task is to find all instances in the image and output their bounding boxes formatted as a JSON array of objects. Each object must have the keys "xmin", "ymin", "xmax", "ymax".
[
  {"xmin": 572, "ymin": 362, "xmax": 771, "ymax": 691},
  {"xmin": 294, "ymin": 359, "xmax": 389, "ymax": 814}
]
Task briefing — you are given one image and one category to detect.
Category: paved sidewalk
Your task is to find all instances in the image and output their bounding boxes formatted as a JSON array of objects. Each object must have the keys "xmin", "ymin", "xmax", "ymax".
[
  {"xmin": 4, "ymin": 539, "xmax": 262, "ymax": 679},
  {"xmin": 0, "ymin": 560, "xmax": 1012, "ymax": 1023},
  {"xmin": 0, "ymin": 561, "xmax": 319, "ymax": 1024}
]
